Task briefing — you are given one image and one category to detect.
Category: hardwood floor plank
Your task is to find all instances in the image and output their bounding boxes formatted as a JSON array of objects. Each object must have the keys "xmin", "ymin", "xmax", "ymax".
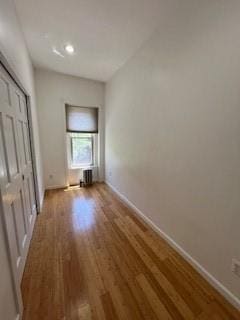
[
  {"xmin": 125, "ymin": 215, "xmax": 168, "ymax": 260},
  {"xmin": 21, "ymin": 183, "xmax": 240, "ymax": 320},
  {"xmin": 135, "ymin": 234, "xmax": 202, "ymax": 317},
  {"xmin": 136, "ymin": 273, "xmax": 173, "ymax": 320},
  {"xmin": 114, "ymin": 216, "xmax": 195, "ymax": 319},
  {"xmin": 101, "ymin": 292, "xmax": 119, "ymax": 320}
]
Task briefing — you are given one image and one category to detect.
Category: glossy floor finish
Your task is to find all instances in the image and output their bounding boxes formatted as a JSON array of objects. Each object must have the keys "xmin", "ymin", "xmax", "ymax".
[{"xmin": 21, "ymin": 183, "xmax": 240, "ymax": 320}]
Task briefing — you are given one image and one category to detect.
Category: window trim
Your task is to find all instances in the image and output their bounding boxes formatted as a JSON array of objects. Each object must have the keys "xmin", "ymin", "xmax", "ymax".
[{"xmin": 70, "ymin": 134, "xmax": 94, "ymax": 168}]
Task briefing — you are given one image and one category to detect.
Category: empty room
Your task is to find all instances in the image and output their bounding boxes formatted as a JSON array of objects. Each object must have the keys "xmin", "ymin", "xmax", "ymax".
[{"xmin": 0, "ymin": 0, "xmax": 240, "ymax": 319}]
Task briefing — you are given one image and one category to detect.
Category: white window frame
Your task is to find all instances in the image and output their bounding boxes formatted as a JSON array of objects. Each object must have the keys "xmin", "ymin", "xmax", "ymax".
[
  {"xmin": 67, "ymin": 133, "xmax": 98, "ymax": 169},
  {"xmin": 70, "ymin": 134, "xmax": 94, "ymax": 168}
]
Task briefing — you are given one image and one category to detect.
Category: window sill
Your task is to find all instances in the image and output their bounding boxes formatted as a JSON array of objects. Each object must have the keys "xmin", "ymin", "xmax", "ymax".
[{"xmin": 69, "ymin": 165, "xmax": 96, "ymax": 170}]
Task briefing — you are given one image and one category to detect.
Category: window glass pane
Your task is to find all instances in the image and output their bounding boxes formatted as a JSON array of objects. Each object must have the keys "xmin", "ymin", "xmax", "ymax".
[{"xmin": 71, "ymin": 133, "xmax": 93, "ymax": 166}]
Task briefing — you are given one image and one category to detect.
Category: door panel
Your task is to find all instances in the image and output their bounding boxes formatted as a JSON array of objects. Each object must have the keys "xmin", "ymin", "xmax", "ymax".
[
  {"xmin": 23, "ymin": 122, "xmax": 31, "ymax": 163},
  {"xmin": 17, "ymin": 120, "xmax": 27, "ymax": 166},
  {"xmin": 24, "ymin": 177, "xmax": 31, "ymax": 224},
  {"xmin": 0, "ymin": 218, "xmax": 20, "ymax": 320},
  {"xmin": 0, "ymin": 63, "xmax": 37, "ymax": 320},
  {"xmin": 0, "ymin": 75, "xmax": 10, "ymax": 103},
  {"xmin": 14, "ymin": 189, "xmax": 28, "ymax": 253},
  {"xmin": 0, "ymin": 114, "xmax": 8, "ymax": 185},
  {"xmin": 28, "ymin": 173, "xmax": 35, "ymax": 218},
  {"xmin": 4, "ymin": 115, "xmax": 19, "ymax": 177}
]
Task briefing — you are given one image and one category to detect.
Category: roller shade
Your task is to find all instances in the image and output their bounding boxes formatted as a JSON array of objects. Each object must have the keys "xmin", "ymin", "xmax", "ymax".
[{"xmin": 66, "ymin": 104, "xmax": 98, "ymax": 133}]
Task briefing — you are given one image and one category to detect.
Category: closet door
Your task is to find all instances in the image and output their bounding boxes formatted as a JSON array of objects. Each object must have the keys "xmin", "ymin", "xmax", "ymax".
[
  {"xmin": 12, "ymin": 84, "xmax": 37, "ymax": 236},
  {"xmin": 0, "ymin": 64, "xmax": 37, "ymax": 319}
]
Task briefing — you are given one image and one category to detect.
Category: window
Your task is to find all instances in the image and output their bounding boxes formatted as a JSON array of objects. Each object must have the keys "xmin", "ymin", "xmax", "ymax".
[
  {"xmin": 65, "ymin": 104, "xmax": 98, "ymax": 169},
  {"xmin": 70, "ymin": 133, "xmax": 93, "ymax": 167}
]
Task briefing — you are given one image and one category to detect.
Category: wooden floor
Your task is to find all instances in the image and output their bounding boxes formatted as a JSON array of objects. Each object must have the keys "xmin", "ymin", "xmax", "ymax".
[{"xmin": 21, "ymin": 183, "xmax": 240, "ymax": 320}]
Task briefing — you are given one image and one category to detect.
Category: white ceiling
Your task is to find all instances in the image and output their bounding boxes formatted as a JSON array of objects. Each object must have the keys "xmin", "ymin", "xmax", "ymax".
[{"xmin": 14, "ymin": 0, "xmax": 164, "ymax": 82}]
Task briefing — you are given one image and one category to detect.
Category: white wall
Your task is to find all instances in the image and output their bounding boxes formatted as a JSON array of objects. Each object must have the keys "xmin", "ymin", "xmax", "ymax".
[
  {"xmin": 105, "ymin": 0, "xmax": 240, "ymax": 305},
  {"xmin": 35, "ymin": 68, "xmax": 105, "ymax": 189},
  {"xmin": 0, "ymin": 0, "xmax": 43, "ymax": 318}
]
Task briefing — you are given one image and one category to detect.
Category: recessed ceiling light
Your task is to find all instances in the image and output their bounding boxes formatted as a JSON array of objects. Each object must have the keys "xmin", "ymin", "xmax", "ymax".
[{"xmin": 65, "ymin": 44, "xmax": 74, "ymax": 54}]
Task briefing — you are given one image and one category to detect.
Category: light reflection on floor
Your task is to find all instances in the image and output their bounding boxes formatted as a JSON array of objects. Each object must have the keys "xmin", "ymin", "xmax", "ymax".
[
  {"xmin": 71, "ymin": 194, "xmax": 96, "ymax": 232},
  {"xmin": 64, "ymin": 185, "xmax": 81, "ymax": 192}
]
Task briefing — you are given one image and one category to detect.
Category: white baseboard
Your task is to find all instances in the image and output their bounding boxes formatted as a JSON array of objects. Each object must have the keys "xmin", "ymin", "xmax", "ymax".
[
  {"xmin": 45, "ymin": 181, "xmax": 101, "ymax": 192},
  {"xmin": 105, "ymin": 180, "xmax": 240, "ymax": 311},
  {"xmin": 45, "ymin": 184, "xmax": 67, "ymax": 190}
]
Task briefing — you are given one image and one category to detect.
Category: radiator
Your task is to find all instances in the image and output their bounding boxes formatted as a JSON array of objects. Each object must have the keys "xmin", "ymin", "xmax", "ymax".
[{"xmin": 82, "ymin": 169, "xmax": 93, "ymax": 186}]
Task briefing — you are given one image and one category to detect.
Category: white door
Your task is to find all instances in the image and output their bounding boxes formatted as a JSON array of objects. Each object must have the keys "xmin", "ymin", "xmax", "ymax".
[{"xmin": 0, "ymin": 64, "xmax": 37, "ymax": 319}]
